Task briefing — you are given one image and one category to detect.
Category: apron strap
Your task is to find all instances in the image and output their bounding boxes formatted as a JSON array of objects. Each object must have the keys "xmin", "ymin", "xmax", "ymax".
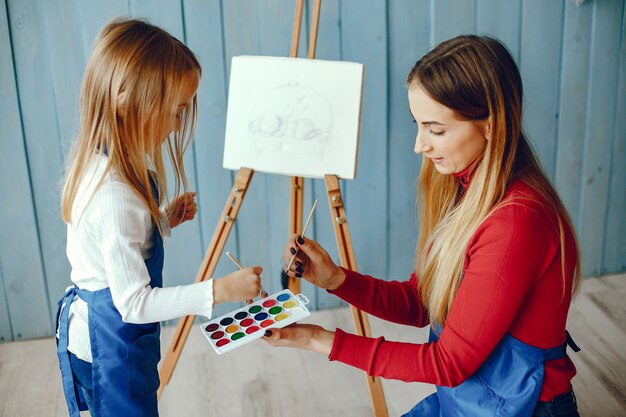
[
  {"xmin": 544, "ymin": 330, "xmax": 581, "ymax": 362},
  {"xmin": 57, "ymin": 286, "xmax": 88, "ymax": 416},
  {"xmin": 565, "ymin": 330, "xmax": 581, "ymax": 352}
]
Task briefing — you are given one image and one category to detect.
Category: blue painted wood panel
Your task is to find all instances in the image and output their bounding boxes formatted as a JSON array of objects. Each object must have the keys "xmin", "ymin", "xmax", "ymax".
[
  {"xmin": 183, "ymin": 0, "xmax": 242, "ymax": 318},
  {"xmin": 602, "ymin": 5, "xmax": 626, "ymax": 274},
  {"xmin": 342, "ymin": 0, "xmax": 389, "ymax": 283},
  {"xmin": 1, "ymin": 0, "xmax": 625, "ymax": 341},
  {"xmin": 2, "ymin": 0, "xmax": 54, "ymax": 339},
  {"xmin": 555, "ymin": 0, "xmax": 593, "ymax": 231},
  {"xmin": 387, "ymin": 0, "xmax": 430, "ymax": 281},
  {"xmin": 520, "ymin": 0, "xmax": 565, "ymax": 179},
  {"xmin": 301, "ymin": 0, "xmax": 347, "ymax": 310},
  {"xmin": 6, "ymin": 0, "xmax": 69, "ymax": 336},
  {"xmin": 578, "ymin": 0, "xmax": 624, "ymax": 276}
]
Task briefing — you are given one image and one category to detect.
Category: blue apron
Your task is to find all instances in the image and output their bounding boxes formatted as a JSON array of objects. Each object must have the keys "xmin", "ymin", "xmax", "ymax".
[
  {"xmin": 402, "ymin": 328, "xmax": 579, "ymax": 417},
  {"xmin": 56, "ymin": 180, "xmax": 164, "ymax": 417}
]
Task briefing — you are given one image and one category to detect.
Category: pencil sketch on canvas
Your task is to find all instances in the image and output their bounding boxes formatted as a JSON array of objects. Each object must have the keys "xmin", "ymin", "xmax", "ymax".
[
  {"xmin": 223, "ymin": 56, "xmax": 364, "ymax": 179},
  {"xmin": 248, "ymin": 83, "xmax": 333, "ymax": 160}
]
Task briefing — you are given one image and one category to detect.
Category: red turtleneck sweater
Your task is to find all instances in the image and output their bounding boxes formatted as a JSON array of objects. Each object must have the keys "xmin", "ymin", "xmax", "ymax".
[{"xmin": 328, "ymin": 166, "xmax": 578, "ymax": 401}]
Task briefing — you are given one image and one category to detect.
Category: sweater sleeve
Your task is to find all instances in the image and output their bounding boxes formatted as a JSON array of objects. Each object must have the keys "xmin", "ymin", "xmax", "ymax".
[
  {"xmin": 329, "ymin": 269, "xmax": 429, "ymax": 327},
  {"xmin": 329, "ymin": 203, "xmax": 558, "ymax": 386},
  {"xmin": 89, "ymin": 181, "xmax": 214, "ymax": 324}
]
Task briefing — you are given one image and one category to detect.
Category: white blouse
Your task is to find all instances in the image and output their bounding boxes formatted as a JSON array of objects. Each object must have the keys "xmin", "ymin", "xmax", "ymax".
[{"xmin": 62, "ymin": 154, "xmax": 213, "ymax": 362}]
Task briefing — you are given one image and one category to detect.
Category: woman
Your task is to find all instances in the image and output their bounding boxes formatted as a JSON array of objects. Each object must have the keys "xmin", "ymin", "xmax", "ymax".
[{"xmin": 264, "ymin": 35, "xmax": 581, "ymax": 417}]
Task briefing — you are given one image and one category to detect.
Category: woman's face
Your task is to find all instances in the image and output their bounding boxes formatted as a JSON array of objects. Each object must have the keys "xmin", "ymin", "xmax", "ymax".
[{"xmin": 408, "ymin": 83, "xmax": 489, "ymax": 175}]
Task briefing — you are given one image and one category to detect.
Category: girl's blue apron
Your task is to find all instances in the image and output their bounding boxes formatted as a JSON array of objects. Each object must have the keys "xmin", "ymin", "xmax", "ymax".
[
  {"xmin": 56, "ymin": 180, "xmax": 164, "ymax": 417},
  {"xmin": 402, "ymin": 328, "xmax": 579, "ymax": 417}
]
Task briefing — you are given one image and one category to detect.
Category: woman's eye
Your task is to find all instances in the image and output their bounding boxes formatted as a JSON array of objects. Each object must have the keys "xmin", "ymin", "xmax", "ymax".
[{"xmin": 430, "ymin": 130, "xmax": 444, "ymax": 136}]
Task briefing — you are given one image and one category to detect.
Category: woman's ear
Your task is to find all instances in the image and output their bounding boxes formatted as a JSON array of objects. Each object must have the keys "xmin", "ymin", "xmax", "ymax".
[
  {"xmin": 480, "ymin": 117, "xmax": 492, "ymax": 141},
  {"xmin": 116, "ymin": 91, "xmax": 127, "ymax": 119}
]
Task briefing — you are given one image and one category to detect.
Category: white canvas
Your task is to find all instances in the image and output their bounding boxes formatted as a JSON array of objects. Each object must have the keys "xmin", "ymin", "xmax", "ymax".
[{"xmin": 223, "ymin": 56, "xmax": 364, "ymax": 179}]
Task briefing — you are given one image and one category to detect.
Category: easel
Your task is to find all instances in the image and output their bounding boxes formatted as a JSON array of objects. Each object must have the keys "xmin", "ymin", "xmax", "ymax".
[{"xmin": 158, "ymin": 1, "xmax": 388, "ymax": 416}]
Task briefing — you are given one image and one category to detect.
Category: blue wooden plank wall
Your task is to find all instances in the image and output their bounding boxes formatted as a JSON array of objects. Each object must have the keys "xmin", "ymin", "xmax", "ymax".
[{"xmin": 1, "ymin": 0, "xmax": 624, "ymax": 341}]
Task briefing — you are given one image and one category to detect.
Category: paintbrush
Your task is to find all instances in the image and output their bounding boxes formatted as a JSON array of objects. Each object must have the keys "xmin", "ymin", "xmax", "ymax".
[
  {"xmin": 225, "ymin": 251, "xmax": 268, "ymax": 304},
  {"xmin": 286, "ymin": 199, "xmax": 318, "ymax": 272}
]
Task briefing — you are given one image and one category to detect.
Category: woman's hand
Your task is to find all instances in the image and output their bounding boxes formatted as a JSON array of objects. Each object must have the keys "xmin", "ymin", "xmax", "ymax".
[
  {"xmin": 167, "ymin": 192, "xmax": 197, "ymax": 228},
  {"xmin": 262, "ymin": 323, "xmax": 335, "ymax": 356},
  {"xmin": 213, "ymin": 267, "xmax": 263, "ymax": 304},
  {"xmin": 283, "ymin": 235, "xmax": 346, "ymax": 291}
]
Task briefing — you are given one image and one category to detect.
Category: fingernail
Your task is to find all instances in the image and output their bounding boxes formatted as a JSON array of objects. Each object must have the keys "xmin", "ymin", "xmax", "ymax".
[
  {"xmin": 295, "ymin": 260, "xmax": 302, "ymax": 267},
  {"xmin": 296, "ymin": 266, "xmax": 303, "ymax": 273},
  {"xmin": 297, "ymin": 236, "xmax": 305, "ymax": 245},
  {"xmin": 290, "ymin": 247, "xmax": 296, "ymax": 255},
  {"xmin": 295, "ymin": 273, "xmax": 302, "ymax": 278},
  {"xmin": 264, "ymin": 330, "xmax": 272, "ymax": 337}
]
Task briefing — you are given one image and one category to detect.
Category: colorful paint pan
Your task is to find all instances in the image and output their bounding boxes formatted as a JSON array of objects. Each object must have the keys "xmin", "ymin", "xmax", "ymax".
[{"xmin": 200, "ymin": 289, "xmax": 311, "ymax": 355}]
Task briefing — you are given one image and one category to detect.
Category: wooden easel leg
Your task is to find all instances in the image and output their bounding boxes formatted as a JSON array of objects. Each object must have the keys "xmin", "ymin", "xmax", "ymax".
[
  {"xmin": 325, "ymin": 174, "xmax": 389, "ymax": 417},
  {"xmin": 157, "ymin": 168, "xmax": 254, "ymax": 399},
  {"xmin": 288, "ymin": 176, "xmax": 304, "ymax": 293}
]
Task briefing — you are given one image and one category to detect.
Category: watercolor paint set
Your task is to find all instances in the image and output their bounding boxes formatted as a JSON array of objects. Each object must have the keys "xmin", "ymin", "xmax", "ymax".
[{"xmin": 201, "ymin": 289, "xmax": 311, "ymax": 355}]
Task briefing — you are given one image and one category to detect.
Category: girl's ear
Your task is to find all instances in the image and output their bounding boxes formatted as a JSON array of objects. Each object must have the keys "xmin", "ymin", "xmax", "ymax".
[{"xmin": 116, "ymin": 91, "xmax": 127, "ymax": 119}]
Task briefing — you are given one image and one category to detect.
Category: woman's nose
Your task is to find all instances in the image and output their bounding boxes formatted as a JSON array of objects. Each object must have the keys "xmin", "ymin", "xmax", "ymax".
[{"xmin": 414, "ymin": 131, "xmax": 431, "ymax": 154}]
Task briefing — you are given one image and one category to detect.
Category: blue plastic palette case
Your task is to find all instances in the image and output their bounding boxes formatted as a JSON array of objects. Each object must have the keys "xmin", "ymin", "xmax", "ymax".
[{"xmin": 201, "ymin": 289, "xmax": 311, "ymax": 354}]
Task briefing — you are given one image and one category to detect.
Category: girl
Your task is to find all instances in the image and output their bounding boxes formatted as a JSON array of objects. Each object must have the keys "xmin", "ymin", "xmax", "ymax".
[
  {"xmin": 56, "ymin": 18, "xmax": 262, "ymax": 417},
  {"xmin": 265, "ymin": 35, "xmax": 582, "ymax": 417}
]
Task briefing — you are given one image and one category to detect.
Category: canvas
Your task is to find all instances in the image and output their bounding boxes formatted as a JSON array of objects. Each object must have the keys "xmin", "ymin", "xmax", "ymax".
[{"xmin": 223, "ymin": 56, "xmax": 364, "ymax": 179}]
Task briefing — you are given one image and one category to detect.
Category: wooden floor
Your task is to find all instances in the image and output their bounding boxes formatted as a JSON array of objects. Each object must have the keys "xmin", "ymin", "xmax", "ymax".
[{"xmin": 1, "ymin": 273, "xmax": 624, "ymax": 417}]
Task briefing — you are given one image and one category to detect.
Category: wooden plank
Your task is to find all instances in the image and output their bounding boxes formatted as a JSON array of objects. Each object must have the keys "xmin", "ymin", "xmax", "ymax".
[
  {"xmin": 476, "ymin": 0, "xmax": 521, "ymax": 62},
  {"xmin": 220, "ymin": 1, "xmax": 274, "ymax": 314},
  {"xmin": 554, "ymin": 1, "xmax": 593, "ymax": 233},
  {"xmin": 577, "ymin": 0, "xmax": 624, "ymax": 276},
  {"xmin": 307, "ymin": 0, "xmax": 344, "ymax": 310},
  {"xmin": 520, "ymin": 0, "xmax": 565, "ymax": 179},
  {"xmin": 183, "ymin": 0, "xmax": 242, "ymax": 318},
  {"xmin": 387, "ymin": 0, "xmax": 430, "ymax": 281},
  {"xmin": 130, "ymin": 0, "xmax": 184, "ymax": 39},
  {"xmin": 128, "ymin": 1, "xmax": 206, "ymax": 296},
  {"xmin": 602, "ymin": 5, "xmax": 626, "ymax": 275},
  {"xmin": 0, "ymin": 261, "xmax": 12, "ymax": 342},
  {"xmin": 5, "ymin": 0, "xmax": 66, "ymax": 338},
  {"xmin": 0, "ymin": 0, "xmax": 20, "ymax": 343},
  {"xmin": 42, "ymin": 0, "xmax": 86, "ymax": 157},
  {"xmin": 255, "ymin": 0, "xmax": 312, "ymax": 301},
  {"xmin": 432, "ymin": 0, "xmax": 476, "ymax": 44},
  {"xmin": 341, "ymin": 0, "xmax": 389, "ymax": 282},
  {"xmin": 39, "ymin": 0, "xmax": 88, "ymax": 321},
  {"xmin": 77, "ymin": 0, "xmax": 128, "ymax": 57}
]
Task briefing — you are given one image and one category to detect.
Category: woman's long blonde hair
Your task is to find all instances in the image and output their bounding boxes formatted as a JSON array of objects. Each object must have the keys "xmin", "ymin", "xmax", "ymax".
[
  {"xmin": 408, "ymin": 35, "xmax": 581, "ymax": 328},
  {"xmin": 61, "ymin": 18, "xmax": 200, "ymax": 233}
]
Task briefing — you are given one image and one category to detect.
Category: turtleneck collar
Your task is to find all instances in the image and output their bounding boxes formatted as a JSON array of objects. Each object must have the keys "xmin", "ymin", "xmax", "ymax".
[{"xmin": 452, "ymin": 157, "xmax": 481, "ymax": 189}]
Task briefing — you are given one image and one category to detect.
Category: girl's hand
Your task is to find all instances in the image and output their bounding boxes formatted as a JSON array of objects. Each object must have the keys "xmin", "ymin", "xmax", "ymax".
[
  {"xmin": 213, "ymin": 267, "xmax": 263, "ymax": 304},
  {"xmin": 167, "ymin": 192, "xmax": 197, "ymax": 228},
  {"xmin": 283, "ymin": 235, "xmax": 346, "ymax": 291},
  {"xmin": 262, "ymin": 323, "xmax": 335, "ymax": 356}
]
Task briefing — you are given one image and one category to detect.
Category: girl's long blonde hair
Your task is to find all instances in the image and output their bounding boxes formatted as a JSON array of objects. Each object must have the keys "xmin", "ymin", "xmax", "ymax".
[
  {"xmin": 408, "ymin": 35, "xmax": 581, "ymax": 328},
  {"xmin": 61, "ymin": 18, "xmax": 200, "ymax": 234}
]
